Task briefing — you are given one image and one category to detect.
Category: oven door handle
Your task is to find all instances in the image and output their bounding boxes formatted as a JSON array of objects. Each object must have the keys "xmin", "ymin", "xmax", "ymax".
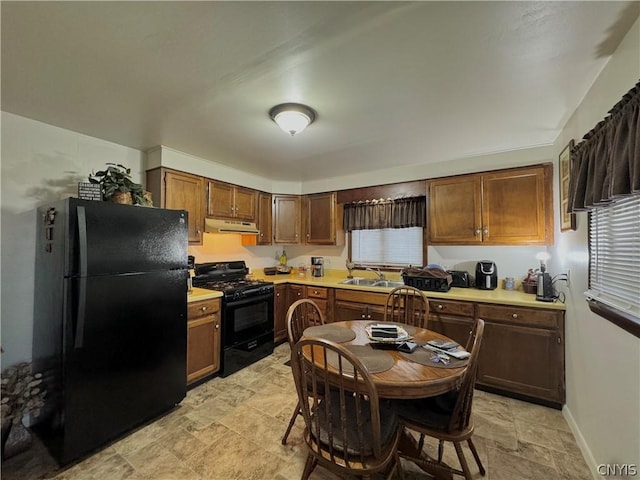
[{"xmin": 225, "ymin": 291, "xmax": 274, "ymax": 308}]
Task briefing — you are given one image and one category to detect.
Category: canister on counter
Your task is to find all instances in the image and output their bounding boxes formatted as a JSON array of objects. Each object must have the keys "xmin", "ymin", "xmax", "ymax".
[{"xmin": 504, "ymin": 277, "xmax": 516, "ymax": 290}]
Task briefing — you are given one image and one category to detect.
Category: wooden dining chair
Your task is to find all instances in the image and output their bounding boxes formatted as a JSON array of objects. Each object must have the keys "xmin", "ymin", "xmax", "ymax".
[
  {"xmin": 392, "ymin": 318, "xmax": 486, "ymax": 480},
  {"xmin": 384, "ymin": 285, "xmax": 430, "ymax": 329},
  {"xmin": 290, "ymin": 337, "xmax": 403, "ymax": 480},
  {"xmin": 281, "ymin": 299, "xmax": 325, "ymax": 445}
]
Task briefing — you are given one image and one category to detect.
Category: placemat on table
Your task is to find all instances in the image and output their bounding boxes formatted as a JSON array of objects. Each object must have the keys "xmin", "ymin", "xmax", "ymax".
[
  {"xmin": 303, "ymin": 324, "xmax": 356, "ymax": 343},
  {"xmin": 326, "ymin": 345, "xmax": 394, "ymax": 374},
  {"xmin": 399, "ymin": 346, "xmax": 469, "ymax": 369}
]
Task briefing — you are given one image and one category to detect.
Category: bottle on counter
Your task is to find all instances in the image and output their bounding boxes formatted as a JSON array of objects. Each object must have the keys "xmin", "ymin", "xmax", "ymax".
[{"xmin": 280, "ymin": 249, "xmax": 287, "ymax": 266}]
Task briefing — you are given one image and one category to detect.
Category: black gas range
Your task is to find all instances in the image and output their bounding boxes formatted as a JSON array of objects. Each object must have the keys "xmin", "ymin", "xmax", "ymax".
[{"xmin": 193, "ymin": 261, "xmax": 274, "ymax": 377}]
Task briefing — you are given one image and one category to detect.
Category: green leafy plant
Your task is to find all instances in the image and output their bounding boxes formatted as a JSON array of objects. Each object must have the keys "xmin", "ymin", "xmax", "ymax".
[{"xmin": 88, "ymin": 163, "xmax": 145, "ymax": 205}]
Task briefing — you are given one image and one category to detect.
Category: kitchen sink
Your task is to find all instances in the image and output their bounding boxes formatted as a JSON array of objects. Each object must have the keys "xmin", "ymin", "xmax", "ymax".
[
  {"xmin": 339, "ymin": 278, "xmax": 405, "ymax": 288},
  {"xmin": 371, "ymin": 280, "xmax": 405, "ymax": 288},
  {"xmin": 339, "ymin": 277, "xmax": 378, "ymax": 286}
]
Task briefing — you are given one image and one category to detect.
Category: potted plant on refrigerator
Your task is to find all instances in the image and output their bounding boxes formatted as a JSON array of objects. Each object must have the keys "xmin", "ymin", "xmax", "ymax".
[
  {"xmin": 88, "ymin": 163, "xmax": 151, "ymax": 206},
  {"xmin": 0, "ymin": 362, "xmax": 46, "ymax": 459}
]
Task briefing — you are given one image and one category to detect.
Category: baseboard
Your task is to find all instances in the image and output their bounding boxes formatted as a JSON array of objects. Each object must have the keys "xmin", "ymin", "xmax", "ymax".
[{"xmin": 562, "ymin": 405, "xmax": 602, "ymax": 480}]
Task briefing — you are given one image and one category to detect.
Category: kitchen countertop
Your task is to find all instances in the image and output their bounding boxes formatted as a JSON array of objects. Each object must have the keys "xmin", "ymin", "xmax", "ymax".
[
  {"xmin": 187, "ymin": 287, "xmax": 223, "ymax": 303},
  {"xmin": 251, "ymin": 269, "xmax": 565, "ymax": 310}
]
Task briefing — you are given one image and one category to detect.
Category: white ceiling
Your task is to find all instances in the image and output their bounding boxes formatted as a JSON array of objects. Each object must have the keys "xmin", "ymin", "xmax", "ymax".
[{"xmin": 2, "ymin": 1, "xmax": 638, "ymax": 182}]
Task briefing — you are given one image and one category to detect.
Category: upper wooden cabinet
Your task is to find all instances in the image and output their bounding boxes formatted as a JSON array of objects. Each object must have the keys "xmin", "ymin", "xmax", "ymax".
[
  {"xmin": 257, "ymin": 192, "xmax": 272, "ymax": 245},
  {"xmin": 146, "ymin": 168, "xmax": 205, "ymax": 244},
  {"xmin": 207, "ymin": 180, "xmax": 256, "ymax": 221},
  {"xmin": 303, "ymin": 192, "xmax": 344, "ymax": 245},
  {"xmin": 428, "ymin": 164, "xmax": 553, "ymax": 245},
  {"xmin": 272, "ymin": 194, "xmax": 302, "ymax": 244}
]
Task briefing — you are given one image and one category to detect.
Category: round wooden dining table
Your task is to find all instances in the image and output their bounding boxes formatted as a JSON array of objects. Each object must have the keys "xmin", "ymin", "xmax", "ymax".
[{"xmin": 301, "ymin": 320, "xmax": 468, "ymax": 399}]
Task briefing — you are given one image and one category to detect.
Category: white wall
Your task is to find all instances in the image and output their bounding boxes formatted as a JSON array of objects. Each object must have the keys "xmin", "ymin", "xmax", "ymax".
[
  {"xmin": 550, "ymin": 17, "xmax": 640, "ymax": 476},
  {"xmin": 0, "ymin": 113, "xmax": 145, "ymax": 366}
]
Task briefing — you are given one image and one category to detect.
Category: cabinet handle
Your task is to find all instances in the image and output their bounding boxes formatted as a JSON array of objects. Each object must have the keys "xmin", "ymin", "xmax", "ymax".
[
  {"xmin": 557, "ymin": 336, "xmax": 561, "ymax": 344},
  {"xmin": 297, "ymin": 292, "xmax": 301, "ymax": 296},
  {"xmin": 475, "ymin": 228, "xmax": 481, "ymax": 236},
  {"xmin": 201, "ymin": 306, "xmax": 207, "ymax": 312},
  {"xmin": 215, "ymin": 323, "xmax": 220, "ymax": 329},
  {"xmin": 483, "ymin": 227, "xmax": 489, "ymax": 237},
  {"xmin": 437, "ymin": 304, "xmax": 444, "ymax": 310},
  {"xmin": 512, "ymin": 313, "xmax": 518, "ymax": 319}
]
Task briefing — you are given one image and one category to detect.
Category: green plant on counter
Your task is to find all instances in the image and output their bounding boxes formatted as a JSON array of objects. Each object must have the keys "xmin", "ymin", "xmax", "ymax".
[{"xmin": 88, "ymin": 163, "xmax": 145, "ymax": 205}]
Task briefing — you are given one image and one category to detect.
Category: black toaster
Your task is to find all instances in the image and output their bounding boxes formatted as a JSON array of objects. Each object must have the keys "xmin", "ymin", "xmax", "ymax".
[{"xmin": 447, "ymin": 270, "xmax": 471, "ymax": 288}]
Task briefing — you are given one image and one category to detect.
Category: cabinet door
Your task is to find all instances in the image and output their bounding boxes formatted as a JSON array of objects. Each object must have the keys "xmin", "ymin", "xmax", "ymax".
[
  {"xmin": 428, "ymin": 176, "xmax": 482, "ymax": 244},
  {"xmin": 273, "ymin": 195, "xmax": 301, "ymax": 244},
  {"xmin": 334, "ymin": 302, "xmax": 386, "ymax": 322},
  {"xmin": 257, "ymin": 192, "xmax": 272, "ymax": 245},
  {"xmin": 305, "ymin": 192, "xmax": 336, "ymax": 245},
  {"xmin": 477, "ymin": 321, "xmax": 564, "ymax": 405},
  {"xmin": 187, "ymin": 299, "xmax": 221, "ymax": 385},
  {"xmin": 234, "ymin": 186, "xmax": 257, "ymax": 221},
  {"xmin": 288, "ymin": 284, "xmax": 305, "ymax": 305},
  {"xmin": 274, "ymin": 284, "xmax": 288, "ymax": 343},
  {"xmin": 165, "ymin": 171, "xmax": 204, "ymax": 244},
  {"xmin": 207, "ymin": 180, "xmax": 235, "ymax": 219},
  {"xmin": 482, "ymin": 166, "xmax": 550, "ymax": 245}
]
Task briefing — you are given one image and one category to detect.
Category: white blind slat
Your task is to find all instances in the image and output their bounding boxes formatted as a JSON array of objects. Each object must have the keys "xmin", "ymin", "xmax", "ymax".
[
  {"xmin": 351, "ymin": 227, "xmax": 422, "ymax": 266},
  {"xmin": 587, "ymin": 196, "xmax": 640, "ymax": 321}
]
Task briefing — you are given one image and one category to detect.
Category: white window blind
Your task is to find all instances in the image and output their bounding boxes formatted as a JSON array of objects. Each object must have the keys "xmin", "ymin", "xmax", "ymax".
[
  {"xmin": 350, "ymin": 227, "xmax": 423, "ymax": 267},
  {"xmin": 587, "ymin": 195, "xmax": 640, "ymax": 320}
]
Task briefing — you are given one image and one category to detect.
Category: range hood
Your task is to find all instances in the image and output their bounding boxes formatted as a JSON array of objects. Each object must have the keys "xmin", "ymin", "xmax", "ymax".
[{"xmin": 205, "ymin": 218, "xmax": 260, "ymax": 235}]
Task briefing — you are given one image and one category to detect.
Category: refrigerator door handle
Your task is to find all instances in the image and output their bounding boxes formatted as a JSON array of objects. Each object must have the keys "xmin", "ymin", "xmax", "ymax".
[{"xmin": 74, "ymin": 206, "xmax": 88, "ymax": 349}]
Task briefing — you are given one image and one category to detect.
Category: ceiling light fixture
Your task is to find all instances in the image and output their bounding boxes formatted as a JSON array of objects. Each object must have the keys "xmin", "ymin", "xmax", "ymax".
[{"xmin": 269, "ymin": 103, "xmax": 316, "ymax": 136}]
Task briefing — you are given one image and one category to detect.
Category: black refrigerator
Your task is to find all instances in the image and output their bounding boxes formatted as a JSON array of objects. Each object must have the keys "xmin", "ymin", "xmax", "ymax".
[{"xmin": 32, "ymin": 198, "xmax": 189, "ymax": 465}]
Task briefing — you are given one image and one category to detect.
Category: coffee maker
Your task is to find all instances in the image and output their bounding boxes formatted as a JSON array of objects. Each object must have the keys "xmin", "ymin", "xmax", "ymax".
[
  {"xmin": 535, "ymin": 254, "xmax": 555, "ymax": 302},
  {"xmin": 475, "ymin": 260, "xmax": 498, "ymax": 290},
  {"xmin": 311, "ymin": 257, "xmax": 324, "ymax": 277}
]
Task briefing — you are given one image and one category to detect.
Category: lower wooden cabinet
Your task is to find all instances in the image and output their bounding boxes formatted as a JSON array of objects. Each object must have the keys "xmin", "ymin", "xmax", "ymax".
[
  {"xmin": 333, "ymin": 290, "xmax": 386, "ymax": 323},
  {"xmin": 428, "ymin": 299, "xmax": 476, "ymax": 347},
  {"xmin": 274, "ymin": 284, "xmax": 288, "ymax": 343},
  {"xmin": 306, "ymin": 286, "xmax": 331, "ymax": 320},
  {"xmin": 187, "ymin": 298, "xmax": 221, "ymax": 385},
  {"xmin": 476, "ymin": 303, "xmax": 565, "ymax": 407}
]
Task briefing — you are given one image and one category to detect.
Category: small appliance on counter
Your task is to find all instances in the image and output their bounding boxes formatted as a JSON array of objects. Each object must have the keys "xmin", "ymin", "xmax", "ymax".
[
  {"xmin": 311, "ymin": 256, "xmax": 324, "ymax": 277},
  {"xmin": 536, "ymin": 264, "xmax": 555, "ymax": 302},
  {"xmin": 475, "ymin": 260, "xmax": 498, "ymax": 290},
  {"xmin": 447, "ymin": 270, "xmax": 471, "ymax": 288}
]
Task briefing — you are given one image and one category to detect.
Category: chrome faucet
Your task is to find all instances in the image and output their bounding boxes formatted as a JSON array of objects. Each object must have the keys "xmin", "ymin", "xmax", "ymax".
[{"xmin": 366, "ymin": 267, "xmax": 386, "ymax": 280}]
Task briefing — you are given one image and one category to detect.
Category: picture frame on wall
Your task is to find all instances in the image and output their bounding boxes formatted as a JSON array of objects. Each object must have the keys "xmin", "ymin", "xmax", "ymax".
[{"xmin": 559, "ymin": 140, "xmax": 576, "ymax": 231}]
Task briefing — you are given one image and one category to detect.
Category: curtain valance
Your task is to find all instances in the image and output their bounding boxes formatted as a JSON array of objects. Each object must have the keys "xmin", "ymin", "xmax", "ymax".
[
  {"xmin": 343, "ymin": 196, "xmax": 426, "ymax": 232},
  {"xmin": 569, "ymin": 80, "xmax": 640, "ymax": 211}
]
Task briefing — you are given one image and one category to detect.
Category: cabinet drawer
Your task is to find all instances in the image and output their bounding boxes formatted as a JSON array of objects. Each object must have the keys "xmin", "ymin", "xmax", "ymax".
[
  {"xmin": 477, "ymin": 303, "xmax": 560, "ymax": 328},
  {"xmin": 429, "ymin": 300, "xmax": 474, "ymax": 318},
  {"xmin": 335, "ymin": 289, "xmax": 387, "ymax": 306},
  {"xmin": 307, "ymin": 287, "xmax": 328, "ymax": 299},
  {"xmin": 188, "ymin": 298, "xmax": 221, "ymax": 320}
]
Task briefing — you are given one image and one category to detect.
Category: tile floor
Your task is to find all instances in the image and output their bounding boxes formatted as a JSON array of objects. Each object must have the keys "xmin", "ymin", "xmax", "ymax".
[{"xmin": 3, "ymin": 343, "xmax": 591, "ymax": 480}]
